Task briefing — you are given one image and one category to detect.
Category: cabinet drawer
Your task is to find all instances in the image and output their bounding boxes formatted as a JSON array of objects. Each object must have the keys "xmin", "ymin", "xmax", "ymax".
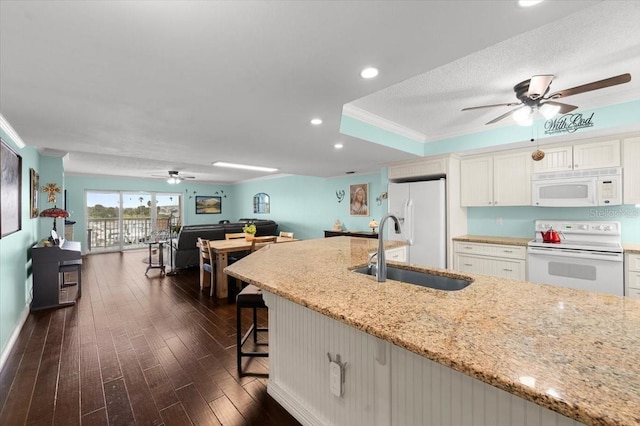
[
  {"xmin": 456, "ymin": 254, "xmax": 525, "ymax": 281},
  {"xmin": 386, "ymin": 246, "xmax": 407, "ymax": 263},
  {"xmin": 453, "ymin": 241, "xmax": 526, "ymax": 260},
  {"xmin": 627, "ymin": 253, "xmax": 640, "ymax": 272},
  {"xmin": 627, "ymin": 270, "xmax": 640, "ymax": 290},
  {"xmin": 627, "ymin": 287, "xmax": 640, "ymax": 298}
]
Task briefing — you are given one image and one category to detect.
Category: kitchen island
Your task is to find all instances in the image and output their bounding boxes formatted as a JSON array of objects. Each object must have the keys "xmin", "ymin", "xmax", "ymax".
[{"xmin": 225, "ymin": 237, "xmax": 640, "ymax": 426}]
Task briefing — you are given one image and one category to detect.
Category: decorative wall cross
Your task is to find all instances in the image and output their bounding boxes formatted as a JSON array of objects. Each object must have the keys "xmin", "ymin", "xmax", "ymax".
[{"xmin": 42, "ymin": 182, "xmax": 61, "ymax": 204}]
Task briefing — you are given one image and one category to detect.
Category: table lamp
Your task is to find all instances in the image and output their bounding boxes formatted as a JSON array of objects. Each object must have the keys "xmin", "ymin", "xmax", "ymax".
[{"xmin": 40, "ymin": 206, "xmax": 69, "ymax": 234}]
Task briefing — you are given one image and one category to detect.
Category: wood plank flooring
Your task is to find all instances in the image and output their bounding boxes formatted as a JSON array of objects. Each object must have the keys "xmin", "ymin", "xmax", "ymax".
[{"xmin": 0, "ymin": 250, "xmax": 300, "ymax": 425}]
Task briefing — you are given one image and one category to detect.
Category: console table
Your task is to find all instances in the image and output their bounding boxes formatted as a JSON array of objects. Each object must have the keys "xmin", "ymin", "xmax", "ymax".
[{"xmin": 324, "ymin": 230, "xmax": 378, "ymax": 239}]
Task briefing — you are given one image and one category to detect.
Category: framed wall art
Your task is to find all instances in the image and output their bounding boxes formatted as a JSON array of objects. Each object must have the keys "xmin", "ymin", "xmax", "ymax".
[
  {"xmin": 349, "ymin": 183, "xmax": 369, "ymax": 216},
  {"xmin": 1, "ymin": 138, "xmax": 22, "ymax": 238},
  {"xmin": 195, "ymin": 195, "xmax": 222, "ymax": 214},
  {"xmin": 30, "ymin": 168, "xmax": 39, "ymax": 218}
]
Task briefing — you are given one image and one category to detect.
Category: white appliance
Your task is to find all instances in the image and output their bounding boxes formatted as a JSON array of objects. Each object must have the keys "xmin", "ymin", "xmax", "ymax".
[
  {"xmin": 527, "ymin": 220, "xmax": 623, "ymax": 296},
  {"xmin": 388, "ymin": 179, "xmax": 446, "ymax": 268},
  {"xmin": 531, "ymin": 167, "xmax": 622, "ymax": 207}
]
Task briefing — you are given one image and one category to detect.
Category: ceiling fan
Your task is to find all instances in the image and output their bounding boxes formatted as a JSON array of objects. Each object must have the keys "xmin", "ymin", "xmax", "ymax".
[
  {"xmin": 151, "ymin": 170, "xmax": 196, "ymax": 184},
  {"xmin": 462, "ymin": 73, "xmax": 631, "ymax": 125}
]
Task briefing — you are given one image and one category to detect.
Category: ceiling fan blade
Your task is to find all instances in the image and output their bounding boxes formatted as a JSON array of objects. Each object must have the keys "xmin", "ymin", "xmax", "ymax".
[
  {"xmin": 486, "ymin": 106, "xmax": 524, "ymax": 125},
  {"xmin": 548, "ymin": 73, "xmax": 631, "ymax": 99},
  {"xmin": 542, "ymin": 101, "xmax": 578, "ymax": 114},
  {"xmin": 527, "ymin": 74, "xmax": 554, "ymax": 100},
  {"xmin": 462, "ymin": 102, "xmax": 521, "ymax": 111}
]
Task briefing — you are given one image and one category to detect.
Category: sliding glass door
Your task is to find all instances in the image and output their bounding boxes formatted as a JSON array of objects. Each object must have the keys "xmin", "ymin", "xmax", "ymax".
[{"xmin": 86, "ymin": 191, "xmax": 182, "ymax": 253}]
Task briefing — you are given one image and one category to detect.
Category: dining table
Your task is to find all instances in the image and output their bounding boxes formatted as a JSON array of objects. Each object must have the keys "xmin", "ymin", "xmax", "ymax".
[{"xmin": 206, "ymin": 236, "xmax": 295, "ymax": 299}]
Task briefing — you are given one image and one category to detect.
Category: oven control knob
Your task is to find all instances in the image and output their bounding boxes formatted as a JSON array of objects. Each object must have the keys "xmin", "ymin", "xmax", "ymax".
[
  {"xmin": 594, "ymin": 225, "xmax": 603, "ymax": 231},
  {"xmin": 603, "ymin": 225, "xmax": 611, "ymax": 231}
]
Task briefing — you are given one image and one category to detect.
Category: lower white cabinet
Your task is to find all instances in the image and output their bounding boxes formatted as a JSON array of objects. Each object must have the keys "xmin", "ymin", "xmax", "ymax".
[
  {"xmin": 453, "ymin": 241, "xmax": 526, "ymax": 281},
  {"xmin": 626, "ymin": 253, "xmax": 640, "ymax": 298},
  {"xmin": 264, "ymin": 293, "xmax": 584, "ymax": 426}
]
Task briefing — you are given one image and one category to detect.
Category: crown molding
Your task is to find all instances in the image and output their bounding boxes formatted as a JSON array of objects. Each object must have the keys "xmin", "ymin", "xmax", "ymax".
[
  {"xmin": 0, "ymin": 114, "xmax": 26, "ymax": 148},
  {"xmin": 342, "ymin": 104, "xmax": 426, "ymax": 143}
]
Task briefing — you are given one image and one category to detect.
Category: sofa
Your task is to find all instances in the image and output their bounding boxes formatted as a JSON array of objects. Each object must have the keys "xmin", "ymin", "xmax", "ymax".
[{"xmin": 171, "ymin": 219, "xmax": 278, "ymax": 270}]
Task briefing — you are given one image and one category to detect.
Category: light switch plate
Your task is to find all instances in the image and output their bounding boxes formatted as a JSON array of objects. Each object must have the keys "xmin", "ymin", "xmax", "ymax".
[{"xmin": 329, "ymin": 361, "xmax": 342, "ymax": 397}]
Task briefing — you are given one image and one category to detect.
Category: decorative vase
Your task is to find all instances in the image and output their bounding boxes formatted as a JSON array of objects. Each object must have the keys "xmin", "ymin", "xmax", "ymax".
[{"xmin": 245, "ymin": 233, "xmax": 254, "ymax": 241}]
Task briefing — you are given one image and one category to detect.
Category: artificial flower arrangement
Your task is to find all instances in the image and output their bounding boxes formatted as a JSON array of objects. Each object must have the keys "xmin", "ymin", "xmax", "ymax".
[{"xmin": 242, "ymin": 224, "xmax": 257, "ymax": 240}]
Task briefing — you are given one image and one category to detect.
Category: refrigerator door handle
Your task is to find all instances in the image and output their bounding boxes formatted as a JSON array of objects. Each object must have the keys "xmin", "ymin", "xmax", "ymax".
[{"xmin": 406, "ymin": 199, "xmax": 414, "ymax": 245}]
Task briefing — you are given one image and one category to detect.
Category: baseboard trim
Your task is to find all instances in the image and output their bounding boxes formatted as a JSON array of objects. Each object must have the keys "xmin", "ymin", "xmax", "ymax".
[
  {"xmin": 267, "ymin": 381, "xmax": 326, "ymax": 426},
  {"xmin": 0, "ymin": 303, "xmax": 30, "ymax": 372}
]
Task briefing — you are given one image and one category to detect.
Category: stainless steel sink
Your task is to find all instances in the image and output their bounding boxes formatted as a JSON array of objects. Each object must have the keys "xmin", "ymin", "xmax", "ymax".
[{"xmin": 354, "ymin": 265, "xmax": 472, "ymax": 291}]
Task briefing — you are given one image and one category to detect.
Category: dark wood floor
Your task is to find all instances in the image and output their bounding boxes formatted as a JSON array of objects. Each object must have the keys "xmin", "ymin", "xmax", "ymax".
[{"xmin": 0, "ymin": 250, "xmax": 301, "ymax": 425}]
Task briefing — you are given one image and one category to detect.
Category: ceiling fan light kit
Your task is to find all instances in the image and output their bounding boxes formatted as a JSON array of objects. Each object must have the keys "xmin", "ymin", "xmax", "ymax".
[
  {"xmin": 463, "ymin": 73, "xmax": 631, "ymax": 126},
  {"xmin": 152, "ymin": 170, "xmax": 195, "ymax": 184}
]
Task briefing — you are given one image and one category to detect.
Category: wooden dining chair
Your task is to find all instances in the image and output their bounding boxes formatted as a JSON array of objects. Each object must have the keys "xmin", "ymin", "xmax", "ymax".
[
  {"xmin": 225, "ymin": 232, "xmax": 246, "ymax": 240},
  {"xmin": 278, "ymin": 231, "xmax": 294, "ymax": 239},
  {"xmin": 236, "ymin": 235, "xmax": 277, "ymax": 375},
  {"xmin": 250, "ymin": 235, "xmax": 278, "ymax": 252},
  {"xmin": 197, "ymin": 237, "xmax": 214, "ymax": 292}
]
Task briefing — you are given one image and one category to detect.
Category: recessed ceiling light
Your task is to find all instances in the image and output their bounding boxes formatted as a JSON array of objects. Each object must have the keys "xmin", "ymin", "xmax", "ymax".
[
  {"xmin": 518, "ymin": 0, "xmax": 543, "ymax": 7},
  {"xmin": 360, "ymin": 67, "xmax": 379, "ymax": 79},
  {"xmin": 310, "ymin": 118, "xmax": 322, "ymax": 125},
  {"xmin": 212, "ymin": 161, "xmax": 278, "ymax": 173},
  {"xmin": 334, "ymin": 143, "xmax": 343, "ymax": 149}
]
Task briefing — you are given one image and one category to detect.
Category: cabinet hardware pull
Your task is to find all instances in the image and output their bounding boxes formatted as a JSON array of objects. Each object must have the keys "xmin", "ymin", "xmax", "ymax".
[
  {"xmin": 464, "ymin": 263, "xmax": 473, "ymax": 266},
  {"xmin": 503, "ymin": 268, "xmax": 512, "ymax": 272},
  {"xmin": 464, "ymin": 246, "xmax": 473, "ymax": 250},
  {"xmin": 503, "ymin": 250, "xmax": 512, "ymax": 253}
]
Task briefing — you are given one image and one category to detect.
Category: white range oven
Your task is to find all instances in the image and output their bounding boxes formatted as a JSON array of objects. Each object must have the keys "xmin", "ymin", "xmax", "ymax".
[{"xmin": 527, "ymin": 220, "xmax": 624, "ymax": 296}]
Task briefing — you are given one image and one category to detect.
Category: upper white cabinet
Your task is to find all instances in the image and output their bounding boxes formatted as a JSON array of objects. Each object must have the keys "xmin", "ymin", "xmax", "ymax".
[
  {"xmin": 460, "ymin": 156, "xmax": 493, "ymax": 206},
  {"xmin": 623, "ymin": 137, "xmax": 640, "ymax": 204},
  {"xmin": 387, "ymin": 156, "xmax": 446, "ymax": 180},
  {"xmin": 533, "ymin": 139, "xmax": 620, "ymax": 172},
  {"xmin": 461, "ymin": 151, "xmax": 532, "ymax": 207}
]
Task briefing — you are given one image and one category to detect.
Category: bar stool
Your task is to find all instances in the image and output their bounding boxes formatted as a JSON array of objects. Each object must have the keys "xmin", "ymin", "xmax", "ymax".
[
  {"xmin": 235, "ymin": 236, "xmax": 276, "ymax": 375},
  {"xmin": 59, "ymin": 259, "xmax": 82, "ymax": 298},
  {"xmin": 236, "ymin": 284, "xmax": 268, "ymax": 375}
]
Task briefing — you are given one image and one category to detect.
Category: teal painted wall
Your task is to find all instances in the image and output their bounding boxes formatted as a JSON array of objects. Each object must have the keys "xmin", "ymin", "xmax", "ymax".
[
  {"xmin": 233, "ymin": 172, "xmax": 388, "ymax": 240},
  {"xmin": 38, "ymin": 156, "xmax": 64, "ymax": 241},
  {"xmin": 0, "ymin": 130, "xmax": 40, "ymax": 361},
  {"xmin": 467, "ymin": 205, "xmax": 640, "ymax": 243},
  {"xmin": 64, "ymin": 175, "xmax": 234, "ymax": 251}
]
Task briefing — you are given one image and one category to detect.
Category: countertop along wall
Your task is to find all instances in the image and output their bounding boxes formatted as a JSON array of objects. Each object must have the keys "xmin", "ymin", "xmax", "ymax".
[{"xmin": 467, "ymin": 205, "xmax": 640, "ymax": 244}]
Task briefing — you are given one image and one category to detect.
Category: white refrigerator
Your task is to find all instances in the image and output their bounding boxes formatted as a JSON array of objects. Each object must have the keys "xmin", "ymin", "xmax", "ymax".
[{"xmin": 387, "ymin": 179, "xmax": 446, "ymax": 268}]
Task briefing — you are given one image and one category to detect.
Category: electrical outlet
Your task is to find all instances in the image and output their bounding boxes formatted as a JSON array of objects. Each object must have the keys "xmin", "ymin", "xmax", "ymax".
[
  {"xmin": 496, "ymin": 217, "xmax": 503, "ymax": 225},
  {"xmin": 329, "ymin": 361, "xmax": 342, "ymax": 397}
]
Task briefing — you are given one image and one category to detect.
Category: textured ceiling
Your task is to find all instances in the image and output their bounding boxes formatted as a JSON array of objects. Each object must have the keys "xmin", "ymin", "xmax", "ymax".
[{"xmin": 2, "ymin": 0, "xmax": 636, "ymax": 184}]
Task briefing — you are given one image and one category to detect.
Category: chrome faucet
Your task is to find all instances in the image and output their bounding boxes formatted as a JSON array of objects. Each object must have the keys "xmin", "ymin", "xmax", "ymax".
[{"xmin": 376, "ymin": 213, "xmax": 402, "ymax": 282}]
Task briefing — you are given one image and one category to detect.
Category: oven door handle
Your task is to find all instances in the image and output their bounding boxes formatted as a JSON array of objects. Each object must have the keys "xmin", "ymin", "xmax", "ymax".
[{"xmin": 527, "ymin": 247, "xmax": 623, "ymax": 262}]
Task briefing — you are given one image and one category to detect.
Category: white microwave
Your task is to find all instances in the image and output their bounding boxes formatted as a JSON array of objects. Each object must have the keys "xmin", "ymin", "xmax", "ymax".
[{"xmin": 531, "ymin": 167, "xmax": 622, "ymax": 207}]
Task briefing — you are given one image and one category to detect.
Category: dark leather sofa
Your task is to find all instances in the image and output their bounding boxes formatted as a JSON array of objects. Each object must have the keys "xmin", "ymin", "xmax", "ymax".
[{"xmin": 171, "ymin": 219, "xmax": 278, "ymax": 270}]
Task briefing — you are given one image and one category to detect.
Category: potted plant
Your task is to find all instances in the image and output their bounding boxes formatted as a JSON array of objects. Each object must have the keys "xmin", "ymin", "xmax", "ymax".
[{"xmin": 243, "ymin": 223, "xmax": 256, "ymax": 240}]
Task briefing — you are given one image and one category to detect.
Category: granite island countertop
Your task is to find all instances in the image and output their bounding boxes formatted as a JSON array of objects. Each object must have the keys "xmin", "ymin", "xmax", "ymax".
[{"xmin": 225, "ymin": 237, "xmax": 640, "ymax": 426}]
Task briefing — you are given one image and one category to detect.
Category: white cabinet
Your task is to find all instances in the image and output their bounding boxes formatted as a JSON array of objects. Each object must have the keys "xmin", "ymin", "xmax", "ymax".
[
  {"xmin": 460, "ymin": 151, "xmax": 532, "ymax": 207},
  {"xmin": 626, "ymin": 253, "xmax": 640, "ymax": 298},
  {"xmin": 533, "ymin": 139, "xmax": 620, "ymax": 172},
  {"xmin": 387, "ymin": 156, "xmax": 447, "ymax": 180},
  {"xmin": 453, "ymin": 241, "xmax": 527, "ymax": 280},
  {"xmin": 385, "ymin": 246, "xmax": 407, "ymax": 263},
  {"xmin": 623, "ymin": 137, "xmax": 640, "ymax": 204},
  {"xmin": 460, "ymin": 156, "xmax": 493, "ymax": 206}
]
